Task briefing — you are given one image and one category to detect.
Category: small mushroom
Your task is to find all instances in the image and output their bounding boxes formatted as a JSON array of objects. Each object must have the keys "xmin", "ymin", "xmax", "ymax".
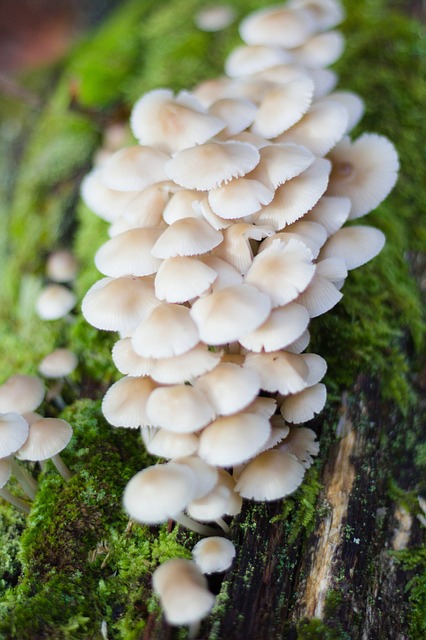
[
  {"xmin": 123, "ymin": 463, "xmax": 219, "ymax": 536},
  {"xmin": 46, "ymin": 250, "xmax": 78, "ymax": 283},
  {"xmin": 35, "ymin": 284, "xmax": 76, "ymax": 321},
  {"xmin": 192, "ymin": 537, "xmax": 236, "ymax": 574},
  {"xmin": 16, "ymin": 417, "xmax": 73, "ymax": 481},
  {"xmin": 152, "ymin": 558, "xmax": 215, "ymax": 631},
  {"xmin": 0, "ymin": 375, "xmax": 44, "ymax": 414}
]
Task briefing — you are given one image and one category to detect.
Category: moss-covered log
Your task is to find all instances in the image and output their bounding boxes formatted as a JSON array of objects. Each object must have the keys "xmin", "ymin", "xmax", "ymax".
[{"xmin": 0, "ymin": 1, "xmax": 425, "ymax": 639}]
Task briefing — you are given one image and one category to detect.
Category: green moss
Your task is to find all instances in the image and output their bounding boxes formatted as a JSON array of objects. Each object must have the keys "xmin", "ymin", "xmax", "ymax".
[
  {"xmin": 0, "ymin": 0, "xmax": 425, "ymax": 636},
  {"xmin": 0, "ymin": 400, "xmax": 193, "ymax": 639},
  {"xmin": 271, "ymin": 466, "xmax": 322, "ymax": 543},
  {"xmin": 391, "ymin": 548, "xmax": 426, "ymax": 640},
  {"xmin": 297, "ymin": 617, "xmax": 351, "ymax": 639},
  {"xmin": 387, "ymin": 479, "xmax": 422, "ymax": 515},
  {"xmin": 310, "ymin": 3, "xmax": 426, "ymax": 413}
]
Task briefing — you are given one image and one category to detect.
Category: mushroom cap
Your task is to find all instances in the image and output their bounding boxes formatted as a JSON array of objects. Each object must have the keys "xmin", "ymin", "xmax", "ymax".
[
  {"xmin": 154, "ymin": 256, "xmax": 217, "ymax": 303},
  {"xmin": 102, "ymin": 376, "xmax": 157, "ymax": 428},
  {"xmin": 194, "ymin": 362, "xmax": 261, "ymax": 415},
  {"xmin": 0, "ymin": 375, "xmax": 45, "ymax": 414},
  {"xmin": 46, "ymin": 250, "xmax": 78, "ymax": 283},
  {"xmin": 35, "ymin": 284, "xmax": 76, "ymax": 321},
  {"xmin": 280, "ymin": 383, "xmax": 327, "ymax": 424},
  {"xmin": 239, "ymin": 5, "xmax": 315, "ymax": 48},
  {"xmin": 151, "ymin": 217, "xmax": 223, "ymax": 259},
  {"xmin": 110, "ymin": 185, "xmax": 169, "ymax": 235},
  {"xmin": 251, "ymin": 77, "xmax": 314, "ymax": 139},
  {"xmin": 208, "ymin": 177, "xmax": 274, "ymax": 218},
  {"xmin": 245, "ymin": 396, "xmax": 277, "ymax": 419},
  {"xmin": 192, "ymin": 537, "xmax": 236, "ymax": 574},
  {"xmin": 38, "ymin": 349, "xmax": 78, "ymax": 378},
  {"xmin": 286, "ymin": 328, "xmax": 311, "ymax": 354},
  {"xmin": 255, "ymin": 158, "xmax": 331, "ymax": 230},
  {"xmin": 195, "ymin": 5, "xmax": 236, "ymax": 31},
  {"xmin": 319, "ymin": 225, "xmax": 386, "ymax": 270},
  {"xmin": 130, "ymin": 89, "xmax": 225, "ymax": 152},
  {"xmin": 288, "ymin": 0, "xmax": 345, "ymax": 31},
  {"xmin": 100, "ymin": 145, "xmax": 170, "ymax": 192},
  {"xmin": 327, "ymin": 133, "xmax": 399, "ymax": 218},
  {"xmin": 82, "ymin": 276, "xmax": 160, "ymax": 334},
  {"xmin": 123, "ymin": 463, "xmax": 197, "ymax": 524},
  {"xmin": 209, "ymin": 97, "xmax": 257, "ymax": 136},
  {"xmin": 152, "ymin": 558, "xmax": 215, "ymax": 625},
  {"xmin": 250, "ymin": 143, "xmax": 315, "ymax": 191},
  {"xmin": 323, "ymin": 90, "xmax": 364, "ymax": 133},
  {"xmin": 0, "ymin": 413, "xmax": 30, "ymax": 458},
  {"xmin": 16, "ymin": 417, "xmax": 72, "ymax": 461},
  {"xmin": 112, "ymin": 338, "xmax": 155, "ymax": 377},
  {"xmin": 243, "ymin": 351, "xmax": 309, "ymax": 395},
  {"xmin": 282, "ymin": 220, "xmax": 328, "ymax": 258},
  {"xmin": 304, "ymin": 195, "xmax": 350, "ymax": 236},
  {"xmin": 235, "ymin": 449, "xmax": 306, "ymax": 500},
  {"xmin": 162, "ymin": 189, "xmax": 202, "ymax": 225},
  {"xmin": 80, "ymin": 169, "xmax": 140, "ymax": 222},
  {"xmin": 290, "ymin": 30, "xmax": 345, "ymax": 68},
  {"xmin": 175, "ymin": 455, "xmax": 218, "ymax": 499},
  {"xmin": 280, "ymin": 426, "xmax": 320, "ymax": 468},
  {"xmin": 131, "ymin": 304, "xmax": 199, "ymax": 359},
  {"xmin": 225, "ymin": 45, "xmax": 293, "ymax": 78},
  {"xmin": 165, "ymin": 141, "xmax": 260, "ymax": 190},
  {"xmin": 198, "ymin": 412, "xmax": 271, "ymax": 467},
  {"xmin": 146, "ymin": 429, "xmax": 199, "ymax": 459},
  {"xmin": 201, "ymin": 255, "xmax": 243, "ymax": 290},
  {"xmin": 189, "ymin": 283, "xmax": 272, "ymax": 345},
  {"xmin": 297, "ymin": 272, "xmax": 342, "ymax": 317},
  {"xmin": 146, "ymin": 385, "xmax": 215, "ymax": 433},
  {"xmin": 301, "ymin": 353, "xmax": 328, "ymax": 386},
  {"xmin": 149, "ymin": 344, "xmax": 222, "ymax": 385},
  {"xmin": 187, "ymin": 469, "xmax": 242, "ymax": 519},
  {"xmin": 277, "ymin": 99, "xmax": 348, "ymax": 157},
  {"xmin": 94, "ymin": 228, "xmax": 163, "ymax": 278},
  {"xmin": 239, "ymin": 302, "xmax": 310, "ymax": 352},
  {"xmin": 245, "ymin": 238, "xmax": 315, "ymax": 307}
]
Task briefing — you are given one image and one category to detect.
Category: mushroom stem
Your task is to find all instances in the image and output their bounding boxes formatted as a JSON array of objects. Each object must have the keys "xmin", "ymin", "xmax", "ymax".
[
  {"xmin": 173, "ymin": 512, "xmax": 225, "ymax": 537},
  {"xmin": 215, "ymin": 517, "xmax": 230, "ymax": 534},
  {"xmin": 0, "ymin": 487, "xmax": 30, "ymax": 513},
  {"xmin": 51, "ymin": 454, "xmax": 73, "ymax": 481},
  {"xmin": 10, "ymin": 459, "xmax": 38, "ymax": 500},
  {"xmin": 188, "ymin": 621, "xmax": 201, "ymax": 640}
]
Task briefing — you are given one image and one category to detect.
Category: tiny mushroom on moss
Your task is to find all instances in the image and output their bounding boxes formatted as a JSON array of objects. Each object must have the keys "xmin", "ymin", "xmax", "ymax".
[
  {"xmin": 152, "ymin": 558, "xmax": 215, "ymax": 629},
  {"xmin": 0, "ymin": 375, "xmax": 45, "ymax": 414},
  {"xmin": 38, "ymin": 349, "xmax": 78, "ymax": 379},
  {"xmin": 192, "ymin": 536, "xmax": 236, "ymax": 574},
  {"xmin": 16, "ymin": 417, "xmax": 73, "ymax": 481},
  {"xmin": 46, "ymin": 249, "xmax": 78, "ymax": 283}
]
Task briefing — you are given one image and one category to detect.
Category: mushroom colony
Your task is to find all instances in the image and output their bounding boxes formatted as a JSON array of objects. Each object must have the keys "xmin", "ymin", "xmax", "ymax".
[{"xmin": 60, "ymin": 0, "xmax": 399, "ymax": 631}]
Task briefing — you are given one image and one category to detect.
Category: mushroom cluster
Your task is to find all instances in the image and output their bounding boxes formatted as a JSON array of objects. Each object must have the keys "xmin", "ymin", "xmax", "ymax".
[
  {"xmin": 80, "ymin": 0, "xmax": 398, "ymax": 630},
  {"xmin": 0, "ymin": 374, "xmax": 74, "ymax": 512}
]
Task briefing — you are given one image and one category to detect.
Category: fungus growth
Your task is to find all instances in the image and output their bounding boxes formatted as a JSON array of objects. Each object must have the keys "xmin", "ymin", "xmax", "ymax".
[{"xmin": 78, "ymin": 0, "xmax": 398, "ymax": 630}]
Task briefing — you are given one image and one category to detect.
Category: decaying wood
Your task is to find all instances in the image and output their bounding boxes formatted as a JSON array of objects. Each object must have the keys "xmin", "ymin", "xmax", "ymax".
[{"xmin": 195, "ymin": 375, "xmax": 421, "ymax": 640}]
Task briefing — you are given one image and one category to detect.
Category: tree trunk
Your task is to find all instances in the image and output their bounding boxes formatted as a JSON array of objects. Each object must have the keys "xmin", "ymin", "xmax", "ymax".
[{"xmin": 0, "ymin": 1, "xmax": 424, "ymax": 639}]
